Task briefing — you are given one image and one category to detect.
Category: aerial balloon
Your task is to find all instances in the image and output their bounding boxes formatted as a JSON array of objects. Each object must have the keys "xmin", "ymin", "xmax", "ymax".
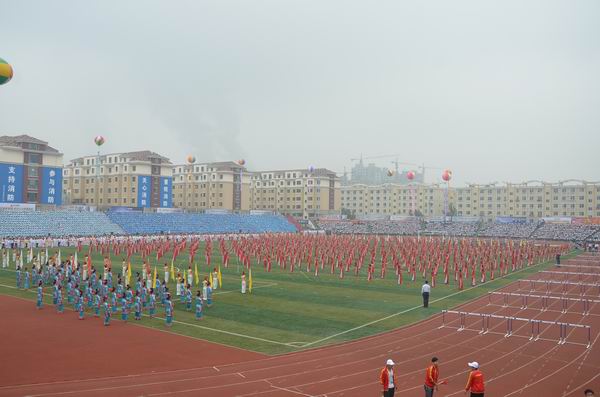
[
  {"xmin": 406, "ymin": 170, "xmax": 415, "ymax": 181},
  {"xmin": 442, "ymin": 169, "xmax": 452, "ymax": 182},
  {"xmin": 308, "ymin": 165, "xmax": 316, "ymax": 173},
  {"xmin": 387, "ymin": 169, "xmax": 395, "ymax": 177},
  {"xmin": 0, "ymin": 58, "xmax": 13, "ymax": 86},
  {"xmin": 94, "ymin": 135, "xmax": 105, "ymax": 146},
  {"xmin": 186, "ymin": 155, "xmax": 196, "ymax": 164},
  {"xmin": 237, "ymin": 159, "xmax": 246, "ymax": 166}
]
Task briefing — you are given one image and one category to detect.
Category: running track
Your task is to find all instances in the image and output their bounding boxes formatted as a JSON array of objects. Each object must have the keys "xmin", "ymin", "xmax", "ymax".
[{"xmin": 1, "ymin": 254, "xmax": 599, "ymax": 396}]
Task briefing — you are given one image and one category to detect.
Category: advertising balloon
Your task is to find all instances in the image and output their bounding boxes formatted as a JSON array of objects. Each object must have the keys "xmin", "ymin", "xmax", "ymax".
[
  {"xmin": 237, "ymin": 159, "xmax": 246, "ymax": 166},
  {"xmin": 387, "ymin": 169, "xmax": 395, "ymax": 177},
  {"xmin": 308, "ymin": 165, "xmax": 316, "ymax": 173},
  {"xmin": 94, "ymin": 136, "xmax": 105, "ymax": 146},
  {"xmin": 0, "ymin": 58, "xmax": 13, "ymax": 86},
  {"xmin": 186, "ymin": 155, "xmax": 196, "ymax": 164},
  {"xmin": 442, "ymin": 169, "xmax": 452, "ymax": 182},
  {"xmin": 407, "ymin": 170, "xmax": 415, "ymax": 181}
]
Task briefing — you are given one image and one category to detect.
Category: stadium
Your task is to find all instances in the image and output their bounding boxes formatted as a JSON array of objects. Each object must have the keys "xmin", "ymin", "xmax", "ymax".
[{"xmin": 1, "ymin": 2, "xmax": 600, "ymax": 397}]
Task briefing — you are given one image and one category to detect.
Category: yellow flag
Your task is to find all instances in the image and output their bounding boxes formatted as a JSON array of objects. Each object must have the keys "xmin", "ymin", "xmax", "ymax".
[
  {"xmin": 194, "ymin": 262, "xmax": 199, "ymax": 286},
  {"xmin": 249, "ymin": 269, "xmax": 253, "ymax": 294},
  {"xmin": 170, "ymin": 258, "xmax": 175, "ymax": 281},
  {"xmin": 217, "ymin": 266, "xmax": 222, "ymax": 288},
  {"xmin": 127, "ymin": 262, "xmax": 132, "ymax": 285},
  {"xmin": 152, "ymin": 265, "xmax": 157, "ymax": 287}
]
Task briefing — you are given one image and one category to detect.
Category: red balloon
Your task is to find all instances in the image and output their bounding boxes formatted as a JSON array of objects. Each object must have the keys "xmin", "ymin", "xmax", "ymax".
[
  {"xmin": 407, "ymin": 170, "xmax": 415, "ymax": 181},
  {"xmin": 442, "ymin": 169, "xmax": 452, "ymax": 182}
]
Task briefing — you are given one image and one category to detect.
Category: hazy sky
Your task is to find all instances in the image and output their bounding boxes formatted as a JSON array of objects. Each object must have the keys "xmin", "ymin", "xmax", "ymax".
[{"xmin": 1, "ymin": 0, "xmax": 599, "ymax": 185}]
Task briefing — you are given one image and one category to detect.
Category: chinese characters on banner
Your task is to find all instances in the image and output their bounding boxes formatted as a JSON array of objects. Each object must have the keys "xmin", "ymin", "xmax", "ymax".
[
  {"xmin": 41, "ymin": 167, "xmax": 63, "ymax": 205},
  {"xmin": 0, "ymin": 164, "xmax": 23, "ymax": 203},
  {"xmin": 138, "ymin": 176, "xmax": 151, "ymax": 208},
  {"xmin": 160, "ymin": 177, "xmax": 172, "ymax": 208}
]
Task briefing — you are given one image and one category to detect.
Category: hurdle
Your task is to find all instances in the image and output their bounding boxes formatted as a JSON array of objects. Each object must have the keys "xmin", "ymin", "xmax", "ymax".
[
  {"xmin": 540, "ymin": 271, "xmax": 600, "ymax": 283},
  {"xmin": 520, "ymin": 279, "xmax": 600, "ymax": 296},
  {"xmin": 488, "ymin": 292, "xmax": 598, "ymax": 315},
  {"xmin": 559, "ymin": 265, "xmax": 600, "ymax": 272},
  {"xmin": 440, "ymin": 310, "xmax": 592, "ymax": 348}
]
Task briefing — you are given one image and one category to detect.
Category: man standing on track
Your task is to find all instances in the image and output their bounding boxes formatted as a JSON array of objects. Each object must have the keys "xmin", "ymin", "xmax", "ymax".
[
  {"xmin": 584, "ymin": 390, "xmax": 595, "ymax": 396},
  {"xmin": 464, "ymin": 361, "xmax": 485, "ymax": 397},
  {"xmin": 422, "ymin": 280, "xmax": 431, "ymax": 308},
  {"xmin": 424, "ymin": 356, "xmax": 439, "ymax": 396},
  {"xmin": 380, "ymin": 359, "xmax": 396, "ymax": 397}
]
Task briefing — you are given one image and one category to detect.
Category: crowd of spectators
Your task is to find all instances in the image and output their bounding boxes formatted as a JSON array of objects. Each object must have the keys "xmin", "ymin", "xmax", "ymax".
[
  {"xmin": 316, "ymin": 220, "xmax": 420, "ymax": 235},
  {"xmin": 421, "ymin": 221, "xmax": 479, "ymax": 237},
  {"xmin": 478, "ymin": 223, "xmax": 538, "ymax": 239},
  {"xmin": 315, "ymin": 219, "xmax": 600, "ymax": 242},
  {"xmin": 531, "ymin": 223, "xmax": 599, "ymax": 241}
]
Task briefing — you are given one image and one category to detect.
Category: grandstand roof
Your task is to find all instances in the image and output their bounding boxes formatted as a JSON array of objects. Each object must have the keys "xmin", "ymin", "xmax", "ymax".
[{"xmin": 0, "ymin": 134, "xmax": 61, "ymax": 153}]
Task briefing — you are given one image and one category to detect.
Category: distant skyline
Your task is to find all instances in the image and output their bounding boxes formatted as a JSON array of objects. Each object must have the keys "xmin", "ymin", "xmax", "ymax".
[{"xmin": 0, "ymin": 0, "xmax": 599, "ymax": 186}]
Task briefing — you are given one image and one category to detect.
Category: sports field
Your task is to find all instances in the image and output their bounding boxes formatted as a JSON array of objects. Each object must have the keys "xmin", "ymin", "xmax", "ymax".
[{"xmin": 0, "ymin": 241, "xmax": 575, "ymax": 355}]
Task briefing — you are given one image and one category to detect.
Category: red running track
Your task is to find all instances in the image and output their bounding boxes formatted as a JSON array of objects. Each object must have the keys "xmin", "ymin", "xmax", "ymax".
[{"xmin": 1, "ymin": 253, "xmax": 600, "ymax": 397}]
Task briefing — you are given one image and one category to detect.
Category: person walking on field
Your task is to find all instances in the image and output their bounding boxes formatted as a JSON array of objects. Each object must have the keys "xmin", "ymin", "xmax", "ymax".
[
  {"xmin": 422, "ymin": 280, "xmax": 431, "ymax": 308},
  {"xmin": 464, "ymin": 362, "xmax": 485, "ymax": 397},
  {"xmin": 380, "ymin": 359, "xmax": 396, "ymax": 397},
  {"xmin": 424, "ymin": 357, "xmax": 440, "ymax": 396}
]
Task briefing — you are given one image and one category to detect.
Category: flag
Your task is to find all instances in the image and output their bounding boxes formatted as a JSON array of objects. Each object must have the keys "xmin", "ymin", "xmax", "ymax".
[
  {"xmin": 152, "ymin": 266, "xmax": 157, "ymax": 288},
  {"xmin": 194, "ymin": 262, "xmax": 199, "ymax": 286},
  {"xmin": 127, "ymin": 261, "xmax": 132, "ymax": 285},
  {"xmin": 217, "ymin": 266, "xmax": 222, "ymax": 288},
  {"xmin": 170, "ymin": 258, "xmax": 175, "ymax": 281},
  {"xmin": 248, "ymin": 269, "xmax": 253, "ymax": 293}
]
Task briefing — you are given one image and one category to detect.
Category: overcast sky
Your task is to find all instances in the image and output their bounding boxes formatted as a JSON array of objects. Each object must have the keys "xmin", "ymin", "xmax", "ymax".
[{"xmin": 1, "ymin": 0, "xmax": 599, "ymax": 185}]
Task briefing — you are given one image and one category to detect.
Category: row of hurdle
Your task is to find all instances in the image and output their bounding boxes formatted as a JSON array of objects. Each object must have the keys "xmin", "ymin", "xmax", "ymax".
[
  {"xmin": 440, "ymin": 310, "xmax": 591, "ymax": 348},
  {"xmin": 519, "ymin": 279, "xmax": 600, "ymax": 296},
  {"xmin": 488, "ymin": 291, "xmax": 598, "ymax": 315}
]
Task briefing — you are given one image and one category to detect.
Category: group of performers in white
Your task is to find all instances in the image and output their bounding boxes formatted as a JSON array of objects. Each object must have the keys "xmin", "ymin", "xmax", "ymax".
[{"xmin": 4, "ymin": 248, "xmax": 226, "ymax": 327}]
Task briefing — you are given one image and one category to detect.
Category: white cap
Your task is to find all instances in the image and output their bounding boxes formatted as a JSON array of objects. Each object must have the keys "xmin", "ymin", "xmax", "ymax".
[
  {"xmin": 468, "ymin": 361, "xmax": 479, "ymax": 369},
  {"xmin": 386, "ymin": 359, "xmax": 395, "ymax": 366}
]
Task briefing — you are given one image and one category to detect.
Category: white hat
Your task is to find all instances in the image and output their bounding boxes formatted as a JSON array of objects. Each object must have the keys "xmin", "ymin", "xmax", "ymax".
[
  {"xmin": 386, "ymin": 359, "xmax": 395, "ymax": 366},
  {"xmin": 468, "ymin": 361, "xmax": 479, "ymax": 369}
]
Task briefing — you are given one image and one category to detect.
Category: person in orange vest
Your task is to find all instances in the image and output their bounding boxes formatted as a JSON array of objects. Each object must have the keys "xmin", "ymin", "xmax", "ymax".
[
  {"xmin": 464, "ymin": 361, "xmax": 485, "ymax": 397},
  {"xmin": 380, "ymin": 359, "xmax": 397, "ymax": 397},
  {"xmin": 424, "ymin": 356, "xmax": 439, "ymax": 396}
]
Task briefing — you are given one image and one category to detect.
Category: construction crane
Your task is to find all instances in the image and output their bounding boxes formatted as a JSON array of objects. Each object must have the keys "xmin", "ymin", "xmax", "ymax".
[{"xmin": 349, "ymin": 154, "xmax": 443, "ymax": 182}]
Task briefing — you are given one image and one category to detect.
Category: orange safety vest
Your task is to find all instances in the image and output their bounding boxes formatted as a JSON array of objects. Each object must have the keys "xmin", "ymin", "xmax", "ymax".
[
  {"xmin": 424, "ymin": 364, "xmax": 439, "ymax": 388},
  {"xmin": 465, "ymin": 370, "xmax": 485, "ymax": 393}
]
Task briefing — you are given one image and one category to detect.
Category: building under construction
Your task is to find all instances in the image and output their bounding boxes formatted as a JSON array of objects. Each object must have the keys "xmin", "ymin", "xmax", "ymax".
[{"xmin": 343, "ymin": 157, "xmax": 425, "ymax": 186}]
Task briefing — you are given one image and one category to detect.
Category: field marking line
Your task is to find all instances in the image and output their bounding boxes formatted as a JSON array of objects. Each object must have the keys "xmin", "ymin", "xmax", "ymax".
[
  {"xmin": 237, "ymin": 372, "xmax": 246, "ymax": 378},
  {"xmin": 0, "ymin": 283, "xmax": 296, "ymax": 348},
  {"xmin": 213, "ymin": 366, "xmax": 220, "ymax": 372},
  {"xmin": 213, "ymin": 282, "xmax": 278, "ymax": 295},
  {"xmin": 301, "ymin": 258, "xmax": 559, "ymax": 348},
  {"xmin": 264, "ymin": 380, "xmax": 316, "ymax": 397}
]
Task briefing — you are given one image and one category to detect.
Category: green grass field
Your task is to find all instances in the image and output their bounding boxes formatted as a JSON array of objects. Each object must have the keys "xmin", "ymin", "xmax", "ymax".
[{"xmin": 0, "ymin": 245, "xmax": 576, "ymax": 355}]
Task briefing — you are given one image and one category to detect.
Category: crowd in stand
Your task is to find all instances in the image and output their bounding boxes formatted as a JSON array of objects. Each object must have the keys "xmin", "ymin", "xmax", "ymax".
[
  {"xmin": 421, "ymin": 222, "xmax": 479, "ymax": 237},
  {"xmin": 478, "ymin": 223, "xmax": 538, "ymax": 238},
  {"xmin": 317, "ymin": 220, "xmax": 420, "ymax": 235},
  {"xmin": 316, "ymin": 219, "xmax": 600, "ymax": 242},
  {"xmin": 531, "ymin": 223, "xmax": 598, "ymax": 241}
]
